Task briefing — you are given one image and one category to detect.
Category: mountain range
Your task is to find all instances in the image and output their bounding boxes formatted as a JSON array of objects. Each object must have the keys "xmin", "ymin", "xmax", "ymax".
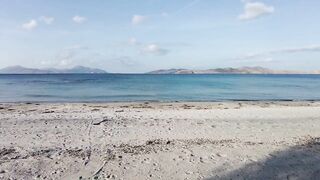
[
  {"xmin": 0, "ymin": 66, "xmax": 107, "ymax": 74},
  {"xmin": 1, "ymin": 66, "xmax": 320, "ymax": 74},
  {"xmin": 147, "ymin": 66, "xmax": 320, "ymax": 74}
]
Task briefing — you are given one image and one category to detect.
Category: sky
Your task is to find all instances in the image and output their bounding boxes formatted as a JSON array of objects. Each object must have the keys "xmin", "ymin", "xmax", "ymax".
[{"xmin": 1, "ymin": 0, "xmax": 320, "ymax": 73}]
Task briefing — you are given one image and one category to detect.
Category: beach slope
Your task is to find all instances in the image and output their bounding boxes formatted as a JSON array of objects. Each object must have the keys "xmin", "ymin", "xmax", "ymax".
[{"xmin": 1, "ymin": 102, "xmax": 320, "ymax": 179}]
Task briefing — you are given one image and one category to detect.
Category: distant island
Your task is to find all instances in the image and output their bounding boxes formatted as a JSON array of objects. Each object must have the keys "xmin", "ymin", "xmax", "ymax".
[
  {"xmin": 1, "ymin": 65, "xmax": 320, "ymax": 74},
  {"xmin": 147, "ymin": 66, "xmax": 320, "ymax": 74},
  {"xmin": 0, "ymin": 65, "xmax": 107, "ymax": 74}
]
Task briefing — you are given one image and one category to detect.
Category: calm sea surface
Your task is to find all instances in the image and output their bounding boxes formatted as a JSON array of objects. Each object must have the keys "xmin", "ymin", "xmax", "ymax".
[{"xmin": 0, "ymin": 74, "xmax": 320, "ymax": 102}]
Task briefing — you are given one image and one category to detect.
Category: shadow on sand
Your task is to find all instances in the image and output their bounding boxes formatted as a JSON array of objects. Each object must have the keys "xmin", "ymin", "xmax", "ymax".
[{"xmin": 207, "ymin": 137, "xmax": 320, "ymax": 180}]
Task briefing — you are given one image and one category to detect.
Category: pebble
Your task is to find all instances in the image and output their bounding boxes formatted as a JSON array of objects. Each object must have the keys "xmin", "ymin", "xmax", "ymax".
[
  {"xmin": 153, "ymin": 163, "xmax": 158, "ymax": 166},
  {"xmin": 216, "ymin": 153, "xmax": 227, "ymax": 157}
]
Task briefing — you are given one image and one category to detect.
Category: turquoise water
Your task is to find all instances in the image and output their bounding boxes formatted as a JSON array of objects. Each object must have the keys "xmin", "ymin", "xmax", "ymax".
[{"xmin": 0, "ymin": 74, "xmax": 320, "ymax": 102}]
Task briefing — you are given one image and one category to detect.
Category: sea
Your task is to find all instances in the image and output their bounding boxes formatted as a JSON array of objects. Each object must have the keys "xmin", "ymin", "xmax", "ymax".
[{"xmin": 0, "ymin": 74, "xmax": 320, "ymax": 102}]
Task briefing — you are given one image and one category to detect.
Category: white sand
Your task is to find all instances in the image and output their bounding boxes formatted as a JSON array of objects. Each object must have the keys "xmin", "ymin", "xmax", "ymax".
[{"xmin": 1, "ymin": 101, "xmax": 320, "ymax": 179}]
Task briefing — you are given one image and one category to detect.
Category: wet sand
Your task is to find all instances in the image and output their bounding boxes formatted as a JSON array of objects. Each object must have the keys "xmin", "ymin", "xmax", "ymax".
[{"xmin": 1, "ymin": 101, "xmax": 320, "ymax": 179}]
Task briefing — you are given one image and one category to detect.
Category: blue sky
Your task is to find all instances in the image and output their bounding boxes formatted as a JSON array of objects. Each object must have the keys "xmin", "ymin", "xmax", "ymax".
[{"xmin": 1, "ymin": 0, "xmax": 320, "ymax": 73}]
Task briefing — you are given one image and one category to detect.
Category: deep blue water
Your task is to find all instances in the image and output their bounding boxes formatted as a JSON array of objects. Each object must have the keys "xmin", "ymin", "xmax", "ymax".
[{"xmin": 0, "ymin": 74, "xmax": 320, "ymax": 102}]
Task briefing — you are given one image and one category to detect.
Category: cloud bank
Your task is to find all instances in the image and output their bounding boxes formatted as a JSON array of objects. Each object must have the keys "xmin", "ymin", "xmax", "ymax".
[{"xmin": 237, "ymin": 45, "xmax": 320, "ymax": 60}]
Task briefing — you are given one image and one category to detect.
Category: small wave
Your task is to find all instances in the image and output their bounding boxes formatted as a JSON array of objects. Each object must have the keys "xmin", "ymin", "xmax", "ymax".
[
  {"xmin": 25, "ymin": 94, "xmax": 61, "ymax": 98},
  {"xmin": 27, "ymin": 80, "xmax": 53, "ymax": 83},
  {"xmin": 82, "ymin": 94, "xmax": 155, "ymax": 99}
]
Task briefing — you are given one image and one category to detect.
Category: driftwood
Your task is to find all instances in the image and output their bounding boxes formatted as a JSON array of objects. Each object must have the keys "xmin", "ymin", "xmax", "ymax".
[{"xmin": 93, "ymin": 118, "xmax": 112, "ymax": 125}]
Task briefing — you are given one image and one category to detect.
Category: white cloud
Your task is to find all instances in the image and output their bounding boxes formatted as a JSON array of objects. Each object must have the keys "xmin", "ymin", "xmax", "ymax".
[
  {"xmin": 127, "ymin": 38, "xmax": 170, "ymax": 56},
  {"xmin": 40, "ymin": 60, "xmax": 54, "ymax": 66},
  {"xmin": 174, "ymin": 0, "xmax": 201, "ymax": 15},
  {"xmin": 239, "ymin": 1, "xmax": 274, "ymax": 21},
  {"xmin": 142, "ymin": 44, "xmax": 169, "ymax": 56},
  {"xmin": 126, "ymin": 37, "xmax": 169, "ymax": 56},
  {"xmin": 39, "ymin": 16, "xmax": 54, "ymax": 24},
  {"xmin": 58, "ymin": 60, "xmax": 72, "ymax": 66},
  {"xmin": 65, "ymin": 45, "xmax": 89, "ymax": 51},
  {"xmin": 73, "ymin": 15, "xmax": 87, "ymax": 24},
  {"xmin": 53, "ymin": 45, "xmax": 89, "ymax": 67},
  {"xmin": 116, "ymin": 56, "xmax": 138, "ymax": 67},
  {"xmin": 22, "ymin": 19, "xmax": 38, "ymax": 30},
  {"xmin": 128, "ymin": 37, "xmax": 138, "ymax": 45},
  {"xmin": 132, "ymin": 15, "xmax": 147, "ymax": 25},
  {"xmin": 57, "ymin": 49, "xmax": 74, "ymax": 61}
]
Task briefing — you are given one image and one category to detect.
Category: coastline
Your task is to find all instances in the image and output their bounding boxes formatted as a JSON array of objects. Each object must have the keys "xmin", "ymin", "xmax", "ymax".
[
  {"xmin": 2, "ymin": 99, "xmax": 320, "ymax": 104},
  {"xmin": 1, "ymin": 101, "xmax": 320, "ymax": 179}
]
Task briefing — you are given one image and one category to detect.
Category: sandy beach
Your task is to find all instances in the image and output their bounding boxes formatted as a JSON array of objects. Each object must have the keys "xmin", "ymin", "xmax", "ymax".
[{"xmin": 1, "ymin": 101, "xmax": 320, "ymax": 179}]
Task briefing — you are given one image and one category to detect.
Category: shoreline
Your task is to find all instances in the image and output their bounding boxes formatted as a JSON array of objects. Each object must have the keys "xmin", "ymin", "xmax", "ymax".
[
  {"xmin": 1, "ymin": 99, "xmax": 320, "ymax": 104},
  {"xmin": 1, "ymin": 101, "xmax": 320, "ymax": 179},
  {"xmin": 1, "ymin": 73, "xmax": 320, "ymax": 75}
]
